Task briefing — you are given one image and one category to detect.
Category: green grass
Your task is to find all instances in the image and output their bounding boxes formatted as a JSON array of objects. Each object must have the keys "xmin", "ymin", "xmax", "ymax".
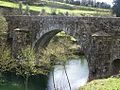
[
  {"xmin": 0, "ymin": 0, "xmax": 112, "ymax": 16},
  {"xmin": 80, "ymin": 78, "xmax": 120, "ymax": 90}
]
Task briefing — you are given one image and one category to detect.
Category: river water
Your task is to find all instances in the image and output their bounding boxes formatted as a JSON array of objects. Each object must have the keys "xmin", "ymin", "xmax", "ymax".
[{"xmin": 47, "ymin": 57, "xmax": 89, "ymax": 90}]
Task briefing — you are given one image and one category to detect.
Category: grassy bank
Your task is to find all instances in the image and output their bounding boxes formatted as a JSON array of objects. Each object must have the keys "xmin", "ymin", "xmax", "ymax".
[
  {"xmin": 80, "ymin": 78, "xmax": 120, "ymax": 90},
  {"xmin": 0, "ymin": 0, "xmax": 111, "ymax": 16}
]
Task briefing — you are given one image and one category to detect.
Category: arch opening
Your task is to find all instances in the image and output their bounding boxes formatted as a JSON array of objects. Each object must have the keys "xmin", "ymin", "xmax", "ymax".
[
  {"xmin": 112, "ymin": 59, "xmax": 120, "ymax": 75},
  {"xmin": 34, "ymin": 29, "xmax": 87, "ymax": 57},
  {"xmin": 34, "ymin": 29, "xmax": 89, "ymax": 90}
]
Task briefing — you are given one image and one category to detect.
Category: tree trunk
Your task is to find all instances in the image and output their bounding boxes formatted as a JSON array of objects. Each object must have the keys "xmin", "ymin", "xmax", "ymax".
[
  {"xmin": 64, "ymin": 65, "xmax": 71, "ymax": 90},
  {"xmin": 52, "ymin": 68, "xmax": 56, "ymax": 90},
  {"xmin": 25, "ymin": 74, "xmax": 29, "ymax": 90}
]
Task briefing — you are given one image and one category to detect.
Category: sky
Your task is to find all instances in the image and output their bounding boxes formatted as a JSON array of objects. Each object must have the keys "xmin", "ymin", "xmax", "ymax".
[{"xmin": 96, "ymin": 0, "xmax": 113, "ymax": 5}]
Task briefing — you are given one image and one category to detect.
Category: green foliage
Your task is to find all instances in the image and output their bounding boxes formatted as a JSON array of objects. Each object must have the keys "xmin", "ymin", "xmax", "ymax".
[
  {"xmin": 0, "ymin": 15, "xmax": 8, "ymax": 37},
  {"xmin": 18, "ymin": 1, "xmax": 23, "ymax": 14},
  {"xmin": 80, "ymin": 78, "xmax": 120, "ymax": 90},
  {"xmin": 0, "ymin": 46, "xmax": 51, "ymax": 77},
  {"xmin": 41, "ymin": 33, "xmax": 76, "ymax": 65},
  {"xmin": 15, "ymin": 46, "xmax": 51, "ymax": 76},
  {"xmin": 58, "ymin": 11, "xmax": 64, "ymax": 15},
  {"xmin": 0, "ymin": 46, "xmax": 51, "ymax": 90},
  {"xmin": 0, "ymin": 16, "xmax": 13, "ymax": 73},
  {"xmin": 50, "ymin": 8, "xmax": 57, "ymax": 15},
  {"xmin": 39, "ymin": 8, "xmax": 47, "ymax": 15},
  {"xmin": 16, "ymin": 47, "xmax": 35, "ymax": 75},
  {"xmin": 0, "ymin": 16, "xmax": 8, "ymax": 55},
  {"xmin": 24, "ymin": 4, "xmax": 30, "ymax": 15},
  {"xmin": 0, "ymin": 48, "xmax": 16, "ymax": 72}
]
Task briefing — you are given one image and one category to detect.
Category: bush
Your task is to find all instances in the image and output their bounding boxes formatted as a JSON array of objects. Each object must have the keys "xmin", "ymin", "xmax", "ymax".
[
  {"xmin": 39, "ymin": 9, "xmax": 47, "ymax": 15},
  {"xmin": 0, "ymin": 15, "xmax": 8, "ymax": 36},
  {"xmin": 50, "ymin": 8, "xmax": 57, "ymax": 15},
  {"xmin": 58, "ymin": 11, "xmax": 64, "ymax": 15},
  {"xmin": 0, "ymin": 15, "xmax": 8, "ymax": 48}
]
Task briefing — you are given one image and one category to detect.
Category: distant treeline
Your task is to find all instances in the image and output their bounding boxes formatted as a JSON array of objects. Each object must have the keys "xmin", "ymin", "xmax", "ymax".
[{"xmin": 50, "ymin": 0, "xmax": 111, "ymax": 9}]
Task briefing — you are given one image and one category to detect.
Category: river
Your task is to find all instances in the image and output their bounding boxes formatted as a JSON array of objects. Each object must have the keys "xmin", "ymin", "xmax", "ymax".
[{"xmin": 47, "ymin": 56, "xmax": 89, "ymax": 90}]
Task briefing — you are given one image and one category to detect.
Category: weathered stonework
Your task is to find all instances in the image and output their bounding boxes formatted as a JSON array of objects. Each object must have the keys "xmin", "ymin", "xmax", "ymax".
[{"xmin": 5, "ymin": 15, "xmax": 120, "ymax": 81}]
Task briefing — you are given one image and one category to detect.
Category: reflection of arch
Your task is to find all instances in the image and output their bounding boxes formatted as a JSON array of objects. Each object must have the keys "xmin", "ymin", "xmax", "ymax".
[{"xmin": 111, "ymin": 59, "xmax": 120, "ymax": 75}]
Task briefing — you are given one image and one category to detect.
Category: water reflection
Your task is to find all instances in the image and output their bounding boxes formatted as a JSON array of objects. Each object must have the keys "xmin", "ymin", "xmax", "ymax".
[{"xmin": 48, "ymin": 57, "xmax": 89, "ymax": 90}]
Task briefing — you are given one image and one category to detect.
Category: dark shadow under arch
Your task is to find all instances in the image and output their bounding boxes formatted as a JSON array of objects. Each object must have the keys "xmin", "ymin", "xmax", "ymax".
[
  {"xmin": 112, "ymin": 59, "xmax": 120, "ymax": 75},
  {"xmin": 34, "ymin": 29, "xmax": 62, "ymax": 52}
]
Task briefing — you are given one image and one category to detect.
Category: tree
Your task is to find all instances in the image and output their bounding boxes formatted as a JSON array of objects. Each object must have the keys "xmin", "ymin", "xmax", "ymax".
[
  {"xmin": 113, "ymin": 0, "xmax": 120, "ymax": 17},
  {"xmin": 15, "ymin": 46, "xmax": 51, "ymax": 90},
  {"xmin": 18, "ymin": 1, "xmax": 23, "ymax": 15}
]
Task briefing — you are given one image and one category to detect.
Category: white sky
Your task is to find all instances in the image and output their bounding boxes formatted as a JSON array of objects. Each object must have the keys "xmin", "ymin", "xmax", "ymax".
[{"xmin": 96, "ymin": 0, "xmax": 113, "ymax": 5}]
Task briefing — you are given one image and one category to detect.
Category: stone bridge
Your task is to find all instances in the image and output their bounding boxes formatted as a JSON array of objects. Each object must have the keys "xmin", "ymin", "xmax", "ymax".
[{"xmin": 5, "ymin": 15, "xmax": 120, "ymax": 81}]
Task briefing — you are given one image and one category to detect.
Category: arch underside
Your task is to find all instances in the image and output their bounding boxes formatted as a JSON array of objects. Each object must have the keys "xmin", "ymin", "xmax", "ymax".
[{"xmin": 34, "ymin": 29, "xmax": 62, "ymax": 51}]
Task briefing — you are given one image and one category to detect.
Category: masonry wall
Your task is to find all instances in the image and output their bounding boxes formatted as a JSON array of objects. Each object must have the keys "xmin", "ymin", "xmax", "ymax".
[{"xmin": 5, "ymin": 15, "xmax": 120, "ymax": 80}]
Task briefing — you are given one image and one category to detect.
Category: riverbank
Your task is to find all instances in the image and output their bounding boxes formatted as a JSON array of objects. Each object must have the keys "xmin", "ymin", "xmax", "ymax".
[{"xmin": 80, "ymin": 77, "xmax": 120, "ymax": 90}]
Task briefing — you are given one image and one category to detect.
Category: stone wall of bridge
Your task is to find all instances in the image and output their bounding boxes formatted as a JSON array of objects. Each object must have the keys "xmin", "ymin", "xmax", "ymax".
[{"xmin": 5, "ymin": 15, "xmax": 120, "ymax": 80}]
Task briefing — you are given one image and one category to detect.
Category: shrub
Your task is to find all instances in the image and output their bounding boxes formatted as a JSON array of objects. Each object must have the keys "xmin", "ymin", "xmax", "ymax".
[
  {"xmin": 39, "ymin": 9, "xmax": 47, "ymax": 15},
  {"xmin": 0, "ymin": 15, "xmax": 8, "ymax": 49},
  {"xmin": 58, "ymin": 11, "xmax": 64, "ymax": 15},
  {"xmin": 50, "ymin": 8, "xmax": 57, "ymax": 15}
]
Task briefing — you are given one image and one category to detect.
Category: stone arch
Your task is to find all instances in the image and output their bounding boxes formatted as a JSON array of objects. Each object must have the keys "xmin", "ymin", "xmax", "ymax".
[
  {"xmin": 111, "ymin": 59, "xmax": 120, "ymax": 75},
  {"xmin": 32, "ymin": 20, "xmax": 91, "ymax": 56},
  {"xmin": 31, "ymin": 18, "xmax": 91, "ymax": 80},
  {"xmin": 33, "ymin": 28, "xmax": 90, "ymax": 81},
  {"xmin": 33, "ymin": 28, "xmax": 82, "ymax": 51},
  {"xmin": 33, "ymin": 28, "xmax": 89, "ymax": 57}
]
